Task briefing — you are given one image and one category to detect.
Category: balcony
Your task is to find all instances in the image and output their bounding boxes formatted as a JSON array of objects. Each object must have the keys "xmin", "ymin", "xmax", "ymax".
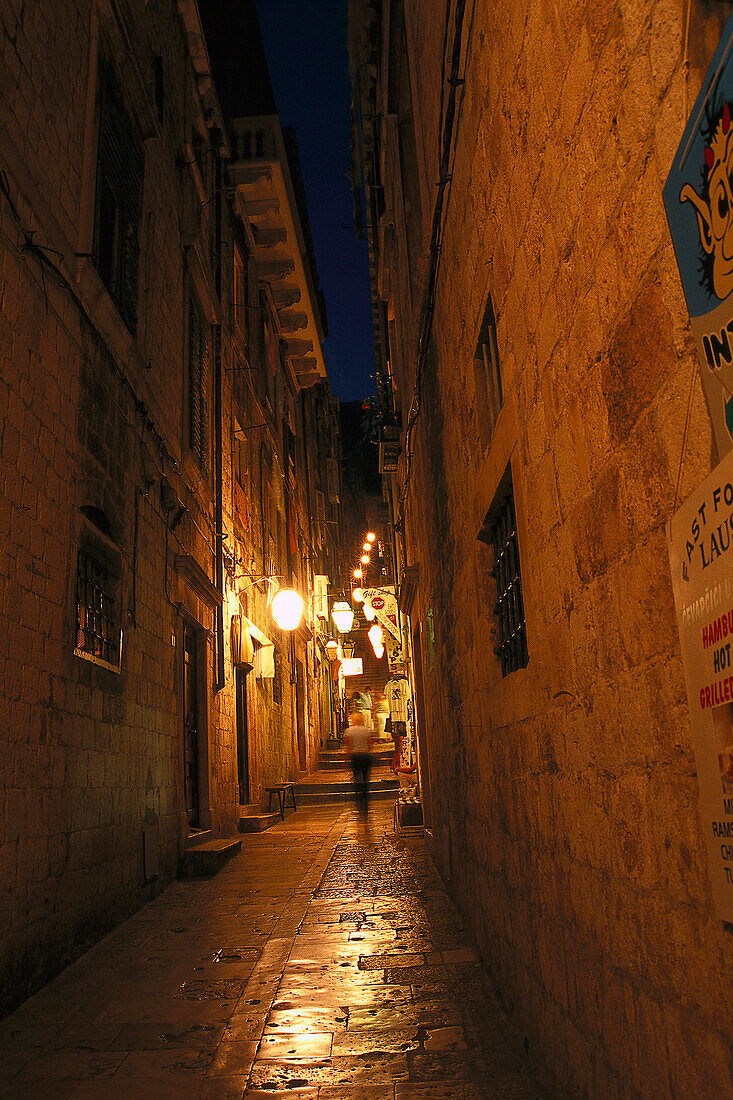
[
  {"xmin": 228, "ymin": 116, "xmax": 326, "ymax": 391},
  {"xmin": 378, "ymin": 421, "xmax": 401, "ymax": 474}
]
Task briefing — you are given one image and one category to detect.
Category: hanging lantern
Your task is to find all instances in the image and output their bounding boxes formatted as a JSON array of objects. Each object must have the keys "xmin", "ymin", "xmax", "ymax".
[
  {"xmin": 325, "ymin": 638, "xmax": 339, "ymax": 660},
  {"xmin": 331, "ymin": 600, "xmax": 354, "ymax": 633},
  {"xmin": 352, "ymin": 587, "xmax": 364, "ymax": 603},
  {"xmin": 363, "ymin": 602, "xmax": 376, "ymax": 621},
  {"xmin": 368, "ymin": 623, "xmax": 383, "ymax": 648},
  {"xmin": 373, "ymin": 643, "xmax": 385, "ymax": 659},
  {"xmin": 271, "ymin": 589, "xmax": 304, "ymax": 630}
]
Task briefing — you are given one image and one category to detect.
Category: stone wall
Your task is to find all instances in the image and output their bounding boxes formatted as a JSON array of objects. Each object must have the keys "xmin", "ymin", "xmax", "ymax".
[
  {"xmin": 0, "ymin": 0, "xmax": 334, "ymax": 1014},
  {"xmin": 356, "ymin": 0, "xmax": 733, "ymax": 1096}
]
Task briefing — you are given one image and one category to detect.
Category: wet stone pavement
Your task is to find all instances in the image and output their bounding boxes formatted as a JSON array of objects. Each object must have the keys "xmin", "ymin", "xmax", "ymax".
[{"xmin": 0, "ymin": 804, "xmax": 545, "ymax": 1099}]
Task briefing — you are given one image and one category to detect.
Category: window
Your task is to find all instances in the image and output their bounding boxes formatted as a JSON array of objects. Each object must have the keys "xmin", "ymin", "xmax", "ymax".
[
  {"xmin": 75, "ymin": 548, "xmax": 122, "ymax": 671},
  {"xmin": 481, "ymin": 474, "xmax": 528, "ymax": 676},
  {"xmin": 188, "ymin": 296, "xmax": 210, "ymax": 468},
  {"xmin": 261, "ymin": 298, "xmax": 277, "ymax": 408},
  {"xmin": 474, "ymin": 294, "xmax": 503, "ymax": 443},
  {"xmin": 233, "ymin": 244, "xmax": 249, "ymax": 346},
  {"xmin": 94, "ymin": 62, "xmax": 144, "ymax": 332},
  {"xmin": 272, "ymin": 647, "xmax": 282, "ymax": 705},
  {"xmin": 235, "ymin": 436, "xmax": 247, "ymax": 488}
]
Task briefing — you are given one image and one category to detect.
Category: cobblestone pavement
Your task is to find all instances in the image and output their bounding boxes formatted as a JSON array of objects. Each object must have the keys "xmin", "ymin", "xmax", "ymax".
[{"xmin": 0, "ymin": 805, "xmax": 545, "ymax": 1099}]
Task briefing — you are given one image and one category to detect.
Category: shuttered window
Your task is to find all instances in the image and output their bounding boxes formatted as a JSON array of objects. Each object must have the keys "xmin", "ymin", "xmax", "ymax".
[
  {"xmin": 94, "ymin": 63, "xmax": 144, "ymax": 333},
  {"xmin": 474, "ymin": 294, "xmax": 503, "ymax": 444},
  {"xmin": 188, "ymin": 296, "xmax": 210, "ymax": 468}
]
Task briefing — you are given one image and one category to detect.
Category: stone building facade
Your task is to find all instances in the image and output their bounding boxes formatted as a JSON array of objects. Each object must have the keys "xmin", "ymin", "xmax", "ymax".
[
  {"xmin": 0, "ymin": 0, "xmax": 341, "ymax": 1013},
  {"xmin": 350, "ymin": 1, "xmax": 733, "ymax": 1097}
]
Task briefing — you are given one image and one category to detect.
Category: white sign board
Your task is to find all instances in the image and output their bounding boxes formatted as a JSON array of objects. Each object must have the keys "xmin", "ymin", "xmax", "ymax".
[
  {"xmin": 667, "ymin": 449, "xmax": 733, "ymax": 919},
  {"xmin": 341, "ymin": 658, "xmax": 363, "ymax": 677},
  {"xmin": 363, "ymin": 586, "xmax": 400, "ymax": 640}
]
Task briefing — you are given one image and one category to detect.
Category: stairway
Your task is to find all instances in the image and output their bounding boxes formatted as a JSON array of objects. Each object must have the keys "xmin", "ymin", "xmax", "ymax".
[{"xmin": 294, "ymin": 742, "xmax": 399, "ymax": 805}]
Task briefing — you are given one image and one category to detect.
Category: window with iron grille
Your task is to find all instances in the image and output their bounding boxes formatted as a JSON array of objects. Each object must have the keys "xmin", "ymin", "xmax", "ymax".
[
  {"xmin": 474, "ymin": 294, "xmax": 503, "ymax": 444},
  {"xmin": 75, "ymin": 548, "xmax": 122, "ymax": 671},
  {"xmin": 272, "ymin": 647, "xmax": 282, "ymax": 705},
  {"xmin": 483, "ymin": 479, "xmax": 528, "ymax": 676},
  {"xmin": 233, "ymin": 243, "xmax": 249, "ymax": 346},
  {"xmin": 188, "ymin": 296, "xmax": 210, "ymax": 468},
  {"xmin": 94, "ymin": 62, "xmax": 144, "ymax": 333}
]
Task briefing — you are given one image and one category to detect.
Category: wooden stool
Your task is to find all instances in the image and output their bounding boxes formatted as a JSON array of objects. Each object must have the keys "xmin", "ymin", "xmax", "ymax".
[{"xmin": 264, "ymin": 783, "xmax": 297, "ymax": 820}]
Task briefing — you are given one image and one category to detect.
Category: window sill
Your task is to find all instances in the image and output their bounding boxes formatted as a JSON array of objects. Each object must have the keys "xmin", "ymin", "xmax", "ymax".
[{"xmin": 74, "ymin": 648, "xmax": 121, "ymax": 674}]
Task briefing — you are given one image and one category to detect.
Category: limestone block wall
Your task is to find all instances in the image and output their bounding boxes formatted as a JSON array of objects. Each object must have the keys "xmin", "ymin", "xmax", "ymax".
[
  {"xmin": 0, "ymin": 0, "xmax": 339, "ymax": 1020},
  {"xmin": 375, "ymin": 1, "xmax": 733, "ymax": 1097},
  {"xmin": 0, "ymin": 0, "xmax": 213, "ymax": 1013}
]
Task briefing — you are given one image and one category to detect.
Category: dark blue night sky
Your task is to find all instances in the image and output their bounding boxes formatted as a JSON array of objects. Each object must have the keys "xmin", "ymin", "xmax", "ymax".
[{"xmin": 256, "ymin": 0, "xmax": 375, "ymax": 402}]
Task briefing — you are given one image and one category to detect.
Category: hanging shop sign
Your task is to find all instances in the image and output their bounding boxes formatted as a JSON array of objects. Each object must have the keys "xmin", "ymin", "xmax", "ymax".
[
  {"xmin": 385, "ymin": 632, "xmax": 405, "ymax": 674},
  {"xmin": 663, "ymin": 10, "xmax": 733, "ymax": 455},
  {"xmin": 667, "ymin": 447, "xmax": 733, "ymax": 920},
  {"xmin": 341, "ymin": 658, "xmax": 363, "ymax": 677},
  {"xmin": 362, "ymin": 586, "xmax": 400, "ymax": 640}
]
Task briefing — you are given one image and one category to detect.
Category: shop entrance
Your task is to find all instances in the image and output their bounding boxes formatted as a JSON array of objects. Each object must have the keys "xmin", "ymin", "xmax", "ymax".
[
  {"xmin": 295, "ymin": 657, "xmax": 307, "ymax": 771},
  {"xmin": 412, "ymin": 626, "xmax": 433, "ymax": 829}
]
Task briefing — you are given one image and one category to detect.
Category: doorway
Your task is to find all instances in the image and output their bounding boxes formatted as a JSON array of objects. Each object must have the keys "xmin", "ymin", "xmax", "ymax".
[
  {"xmin": 412, "ymin": 625, "xmax": 433, "ymax": 829},
  {"xmin": 235, "ymin": 668, "xmax": 250, "ymax": 805},
  {"xmin": 295, "ymin": 658, "xmax": 307, "ymax": 771},
  {"xmin": 183, "ymin": 623, "xmax": 200, "ymax": 827}
]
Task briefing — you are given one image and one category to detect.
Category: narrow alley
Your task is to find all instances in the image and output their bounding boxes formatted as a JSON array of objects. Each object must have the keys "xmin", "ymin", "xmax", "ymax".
[{"xmin": 0, "ymin": 804, "xmax": 542, "ymax": 1099}]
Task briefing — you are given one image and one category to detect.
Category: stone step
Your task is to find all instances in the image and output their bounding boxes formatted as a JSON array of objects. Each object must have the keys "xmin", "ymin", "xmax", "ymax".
[
  {"xmin": 294, "ymin": 773, "xmax": 399, "ymax": 804},
  {"xmin": 319, "ymin": 749, "xmax": 394, "ymax": 769},
  {"xmin": 238, "ymin": 807, "xmax": 281, "ymax": 833},
  {"xmin": 295, "ymin": 786, "xmax": 399, "ymax": 805},
  {"xmin": 178, "ymin": 836, "xmax": 242, "ymax": 878}
]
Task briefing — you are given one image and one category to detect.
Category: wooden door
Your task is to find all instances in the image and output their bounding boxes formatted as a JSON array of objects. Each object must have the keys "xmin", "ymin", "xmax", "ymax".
[
  {"xmin": 235, "ymin": 668, "xmax": 250, "ymax": 805},
  {"xmin": 183, "ymin": 624, "xmax": 200, "ymax": 827}
]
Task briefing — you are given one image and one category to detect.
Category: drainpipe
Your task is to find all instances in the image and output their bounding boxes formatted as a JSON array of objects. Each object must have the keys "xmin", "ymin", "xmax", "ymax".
[{"xmin": 213, "ymin": 130, "xmax": 225, "ymax": 692}]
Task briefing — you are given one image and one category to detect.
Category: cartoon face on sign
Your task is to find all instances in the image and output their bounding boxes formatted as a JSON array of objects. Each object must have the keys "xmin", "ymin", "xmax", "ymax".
[{"xmin": 680, "ymin": 102, "xmax": 733, "ymax": 301}]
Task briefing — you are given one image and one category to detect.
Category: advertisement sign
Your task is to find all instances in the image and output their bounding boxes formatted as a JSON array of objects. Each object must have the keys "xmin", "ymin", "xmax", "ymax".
[
  {"xmin": 385, "ymin": 632, "xmax": 405, "ymax": 674},
  {"xmin": 663, "ymin": 12, "xmax": 733, "ymax": 454},
  {"xmin": 341, "ymin": 658, "xmax": 363, "ymax": 677},
  {"xmin": 667, "ymin": 448, "xmax": 733, "ymax": 919},
  {"xmin": 363, "ymin": 586, "xmax": 400, "ymax": 640}
]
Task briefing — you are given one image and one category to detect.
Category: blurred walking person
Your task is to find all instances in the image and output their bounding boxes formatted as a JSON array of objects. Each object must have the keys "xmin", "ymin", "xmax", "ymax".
[{"xmin": 344, "ymin": 708, "xmax": 373, "ymax": 817}]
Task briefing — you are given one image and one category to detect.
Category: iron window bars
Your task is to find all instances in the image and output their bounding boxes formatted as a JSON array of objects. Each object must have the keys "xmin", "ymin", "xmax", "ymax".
[
  {"xmin": 490, "ymin": 492, "xmax": 528, "ymax": 676},
  {"xmin": 75, "ymin": 548, "xmax": 122, "ymax": 671}
]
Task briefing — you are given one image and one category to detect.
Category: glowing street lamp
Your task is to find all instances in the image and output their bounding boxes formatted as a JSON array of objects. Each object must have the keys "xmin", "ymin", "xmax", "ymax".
[
  {"xmin": 331, "ymin": 600, "xmax": 354, "ymax": 634},
  {"xmin": 352, "ymin": 588, "xmax": 364, "ymax": 603},
  {"xmin": 325, "ymin": 638, "xmax": 339, "ymax": 660},
  {"xmin": 367, "ymin": 532, "xmax": 376, "ymax": 542},
  {"xmin": 271, "ymin": 589, "xmax": 304, "ymax": 630},
  {"xmin": 353, "ymin": 568, "xmax": 363, "ymax": 579},
  {"xmin": 363, "ymin": 543, "xmax": 371, "ymax": 552},
  {"xmin": 368, "ymin": 623, "xmax": 383, "ymax": 648},
  {"xmin": 363, "ymin": 602, "xmax": 376, "ymax": 621},
  {"xmin": 373, "ymin": 643, "xmax": 385, "ymax": 659},
  {"xmin": 360, "ymin": 554, "xmax": 369, "ymax": 565}
]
